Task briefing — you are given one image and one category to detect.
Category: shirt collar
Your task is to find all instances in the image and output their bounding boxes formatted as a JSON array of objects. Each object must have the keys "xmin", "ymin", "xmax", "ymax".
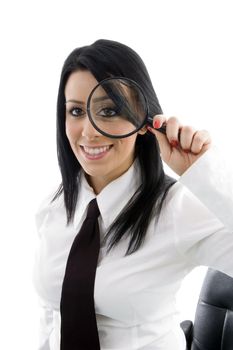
[{"xmin": 73, "ymin": 159, "xmax": 142, "ymax": 230}]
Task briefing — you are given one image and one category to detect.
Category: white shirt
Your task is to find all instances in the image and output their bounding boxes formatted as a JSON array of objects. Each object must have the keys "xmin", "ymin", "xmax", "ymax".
[{"xmin": 32, "ymin": 146, "xmax": 233, "ymax": 350}]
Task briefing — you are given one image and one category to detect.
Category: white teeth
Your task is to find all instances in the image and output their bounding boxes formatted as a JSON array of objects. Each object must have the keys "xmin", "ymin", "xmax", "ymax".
[{"xmin": 83, "ymin": 145, "xmax": 111, "ymax": 155}]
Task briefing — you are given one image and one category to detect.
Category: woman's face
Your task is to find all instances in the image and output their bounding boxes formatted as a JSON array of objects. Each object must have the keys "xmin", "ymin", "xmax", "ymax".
[{"xmin": 65, "ymin": 70, "xmax": 145, "ymax": 194}]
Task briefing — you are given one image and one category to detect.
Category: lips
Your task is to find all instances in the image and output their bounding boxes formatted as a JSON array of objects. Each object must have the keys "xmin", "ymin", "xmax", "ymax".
[
  {"xmin": 80, "ymin": 145, "xmax": 113, "ymax": 159},
  {"xmin": 83, "ymin": 145, "xmax": 111, "ymax": 155}
]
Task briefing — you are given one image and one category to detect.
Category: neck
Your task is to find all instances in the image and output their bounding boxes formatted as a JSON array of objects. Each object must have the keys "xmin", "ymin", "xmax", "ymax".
[{"xmin": 85, "ymin": 163, "xmax": 134, "ymax": 195}]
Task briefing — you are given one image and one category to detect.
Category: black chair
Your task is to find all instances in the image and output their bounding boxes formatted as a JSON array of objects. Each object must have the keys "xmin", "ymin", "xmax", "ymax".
[{"xmin": 180, "ymin": 268, "xmax": 233, "ymax": 350}]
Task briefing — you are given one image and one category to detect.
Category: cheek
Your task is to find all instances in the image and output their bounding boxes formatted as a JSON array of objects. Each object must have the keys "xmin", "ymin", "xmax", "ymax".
[
  {"xmin": 116, "ymin": 137, "xmax": 137, "ymax": 157},
  {"xmin": 65, "ymin": 120, "xmax": 78, "ymax": 142},
  {"xmin": 124, "ymin": 136, "xmax": 137, "ymax": 151}
]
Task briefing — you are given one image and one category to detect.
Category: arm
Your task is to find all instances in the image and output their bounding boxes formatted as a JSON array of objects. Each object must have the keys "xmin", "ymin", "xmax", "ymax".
[
  {"xmin": 180, "ymin": 145, "xmax": 233, "ymax": 231},
  {"xmin": 36, "ymin": 297, "xmax": 54, "ymax": 350},
  {"xmin": 168, "ymin": 172, "xmax": 233, "ymax": 277},
  {"xmin": 149, "ymin": 116, "xmax": 233, "ymax": 276},
  {"xmin": 149, "ymin": 114, "xmax": 233, "ymax": 232},
  {"xmin": 177, "ymin": 147, "xmax": 233, "ymax": 276},
  {"xmin": 33, "ymin": 192, "xmax": 57, "ymax": 350}
]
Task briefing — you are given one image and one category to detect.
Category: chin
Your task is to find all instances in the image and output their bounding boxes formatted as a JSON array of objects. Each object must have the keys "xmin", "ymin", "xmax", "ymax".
[{"xmin": 82, "ymin": 166, "xmax": 108, "ymax": 178}]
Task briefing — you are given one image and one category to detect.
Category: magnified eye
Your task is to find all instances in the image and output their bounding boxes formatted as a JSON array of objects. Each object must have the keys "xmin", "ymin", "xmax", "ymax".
[
  {"xmin": 69, "ymin": 107, "xmax": 85, "ymax": 117},
  {"xmin": 98, "ymin": 107, "xmax": 119, "ymax": 117}
]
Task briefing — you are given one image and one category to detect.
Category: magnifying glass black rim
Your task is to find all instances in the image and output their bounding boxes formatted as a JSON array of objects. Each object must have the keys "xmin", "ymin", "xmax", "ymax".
[{"xmin": 86, "ymin": 76, "xmax": 149, "ymax": 139}]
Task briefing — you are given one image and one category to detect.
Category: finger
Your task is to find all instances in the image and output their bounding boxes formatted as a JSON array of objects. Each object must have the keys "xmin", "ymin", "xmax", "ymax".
[
  {"xmin": 152, "ymin": 114, "xmax": 167, "ymax": 129},
  {"xmin": 165, "ymin": 117, "xmax": 182, "ymax": 146},
  {"xmin": 179, "ymin": 125, "xmax": 196, "ymax": 152},
  {"xmin": 191, "ymin": 130, "xmax": 212, "ymax": 154}
]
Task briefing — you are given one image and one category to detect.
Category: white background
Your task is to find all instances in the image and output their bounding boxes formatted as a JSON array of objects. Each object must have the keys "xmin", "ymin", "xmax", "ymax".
[{"xmin": 0, "ymin": 0, "xmax": 232, "ymax": 348}]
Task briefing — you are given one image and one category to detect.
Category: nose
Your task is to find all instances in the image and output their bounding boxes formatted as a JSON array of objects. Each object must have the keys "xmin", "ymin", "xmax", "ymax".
[{"xmin": 81, "ymin": 115, "xmax": 101, "ymax": 139}]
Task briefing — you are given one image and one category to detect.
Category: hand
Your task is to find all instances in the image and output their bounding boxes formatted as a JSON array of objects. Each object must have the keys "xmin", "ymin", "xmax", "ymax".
[{"xmin": 147, "ymin": 115, "xmax": 212, "ymax": 176}]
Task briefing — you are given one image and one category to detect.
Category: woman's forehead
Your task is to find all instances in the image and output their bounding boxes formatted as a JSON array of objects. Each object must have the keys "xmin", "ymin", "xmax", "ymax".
[{"xmin": 65, "ymin": 70, "xmax": 98, "ymax": 101}]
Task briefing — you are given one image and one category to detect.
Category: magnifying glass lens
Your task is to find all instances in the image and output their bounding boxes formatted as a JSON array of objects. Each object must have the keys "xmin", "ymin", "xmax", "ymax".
[{"xmin": 88, "ymin": 78, "xmax": 147, "ymax": 138}]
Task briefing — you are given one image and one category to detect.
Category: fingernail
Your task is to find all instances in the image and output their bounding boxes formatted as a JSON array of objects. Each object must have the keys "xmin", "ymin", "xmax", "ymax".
[
  {"xmin": 153, "ymin": 120, "xmax": 160, "ymax": 129},
  {"xmin": 170, "ymin": 140, "xmax": 179, "ymax": 147}
]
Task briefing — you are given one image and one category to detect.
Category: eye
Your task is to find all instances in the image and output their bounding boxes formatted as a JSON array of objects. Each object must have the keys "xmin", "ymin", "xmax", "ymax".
[
  {"xmin": 98, "ymin": 107, "xmax": 118, "ymax": 117},
  {"xmin": 69, "ymin": 107, "xmax": 86, "ymax": 117}
]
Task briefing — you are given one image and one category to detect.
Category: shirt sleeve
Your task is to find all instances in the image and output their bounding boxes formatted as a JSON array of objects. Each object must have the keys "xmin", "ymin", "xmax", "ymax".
[
  {"xmin": 180, "ymin": 145, "xmax": 233, "ymax": 230},
  {"xmin": 36, "ymin": 297, "xmax": 54, "ymax": 350},
  {"xmin": 33, "ymin": 191, "xmax": 57, "ymax": 350},
  {"xmin": 172, "ymin": 146, "xmax": 233, "ymax": 277}
]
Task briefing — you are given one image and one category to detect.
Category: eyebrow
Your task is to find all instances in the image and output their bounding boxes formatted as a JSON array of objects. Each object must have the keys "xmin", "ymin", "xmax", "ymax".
[
  {"xmin": 92, "ymin": 96, "xmax": 111, "ymax": 103},
  {"xmin": 65, "ymin": 96, "xmax": 112, "ymax": 104},
  {"xmin": 65, "ymin": 99, "xmax": 85, "ymax": 105}
]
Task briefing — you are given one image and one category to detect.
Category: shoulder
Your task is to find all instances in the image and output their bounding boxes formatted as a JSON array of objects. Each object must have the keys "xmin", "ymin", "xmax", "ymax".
[
  {"xmin": 162, "ymin": 178, "xmax": 215, "ymax": 220},
  {"xmin": 159, "ymin": 181, "xmax": 221, "ymax": 247},
  {"xmin": 160, "ymin": 177, "xmax": 225, "ymax": 249},
  {"xmin": 35, "ymin": 186, "xmax": 64, "ymax": 233}
]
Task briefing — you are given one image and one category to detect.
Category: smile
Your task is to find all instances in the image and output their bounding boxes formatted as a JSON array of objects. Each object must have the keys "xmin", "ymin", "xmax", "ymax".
[{"xmin": 80, "ymin": 145, "xmax": 113, "ymax": 159}]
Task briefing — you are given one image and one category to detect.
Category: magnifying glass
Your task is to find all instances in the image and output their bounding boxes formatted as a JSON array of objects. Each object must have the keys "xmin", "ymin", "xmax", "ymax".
[{"xmin": 86, "ymin": 77, "xmax": 167, "ymax": 139}]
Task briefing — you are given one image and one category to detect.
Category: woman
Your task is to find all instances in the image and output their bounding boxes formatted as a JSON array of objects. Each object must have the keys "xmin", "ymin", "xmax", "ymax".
[{"xmin": 33, "ymin": 39, "xmax": 233, "ymax": 350}]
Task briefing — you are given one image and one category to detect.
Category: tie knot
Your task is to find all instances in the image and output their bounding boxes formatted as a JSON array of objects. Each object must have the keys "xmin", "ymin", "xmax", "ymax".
[{"xmin": 86, "ymin": 198, "xmax": 100, "ymax": 219}]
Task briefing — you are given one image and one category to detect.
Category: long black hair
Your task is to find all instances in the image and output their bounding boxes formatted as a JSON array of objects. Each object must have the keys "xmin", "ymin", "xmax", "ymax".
[{"xmin": 52, "ymin": 39, "xmax": 176, "ymax": 256}]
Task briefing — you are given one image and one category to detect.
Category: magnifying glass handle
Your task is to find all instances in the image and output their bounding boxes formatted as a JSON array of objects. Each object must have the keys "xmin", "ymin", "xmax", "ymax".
[
  {"xmin": 147, "ymin": 116, "xmax": 167, "ymax": 135},
  {"xmin": 147, "ymin": 119, "xmax": 181, "ymax": 140},
  {"xmin": 156, "ymin": 123, "xmax": 167, "ymax": 135}
]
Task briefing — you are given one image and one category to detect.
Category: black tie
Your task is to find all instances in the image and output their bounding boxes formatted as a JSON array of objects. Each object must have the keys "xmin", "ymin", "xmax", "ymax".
[{"xmin": 60, "ymin": 198, "xmax": 101, "ymax": 350}]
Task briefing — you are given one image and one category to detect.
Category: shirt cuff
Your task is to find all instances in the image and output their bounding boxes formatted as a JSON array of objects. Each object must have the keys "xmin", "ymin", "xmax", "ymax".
[{"xmin": 179, "ymin": 145, "xmax": 233, "ymax": 231}]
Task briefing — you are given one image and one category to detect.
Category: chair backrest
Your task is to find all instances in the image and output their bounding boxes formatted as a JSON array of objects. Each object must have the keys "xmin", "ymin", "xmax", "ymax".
[{"xmin": 191, "ymin": 268, "xmax": 233, "ymax": 350}]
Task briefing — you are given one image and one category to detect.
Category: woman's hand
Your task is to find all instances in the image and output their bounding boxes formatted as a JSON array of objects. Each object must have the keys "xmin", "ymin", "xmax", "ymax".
[{"xmin": 147, "ymin": 115, "xmax": 212, "ymax": 176}]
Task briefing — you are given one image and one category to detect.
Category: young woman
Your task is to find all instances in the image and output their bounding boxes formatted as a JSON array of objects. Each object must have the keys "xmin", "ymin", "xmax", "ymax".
[{"xmin": 33, "ymin": 39, "xmax": 233, "ymax": 350}]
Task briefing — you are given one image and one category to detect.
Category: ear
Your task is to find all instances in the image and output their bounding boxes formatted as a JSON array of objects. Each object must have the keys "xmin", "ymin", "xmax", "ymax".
[{"xmin": 138, "ymin": 126, "xmax": 147, "ymax": 135}]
